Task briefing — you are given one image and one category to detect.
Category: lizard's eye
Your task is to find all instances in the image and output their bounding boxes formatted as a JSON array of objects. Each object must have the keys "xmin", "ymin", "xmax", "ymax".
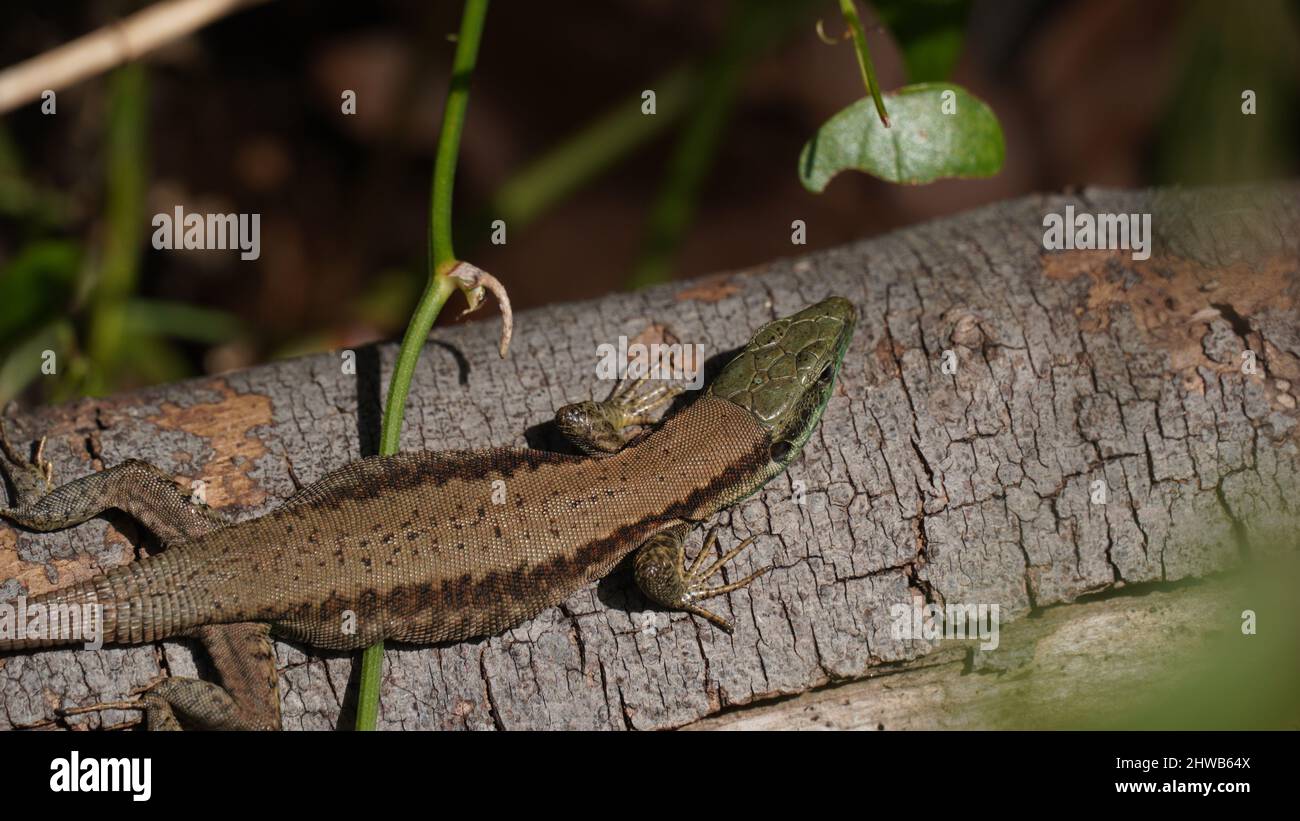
[{"xmin": 769, "ymin": 440, "xmax": 793, "ymax": 463}]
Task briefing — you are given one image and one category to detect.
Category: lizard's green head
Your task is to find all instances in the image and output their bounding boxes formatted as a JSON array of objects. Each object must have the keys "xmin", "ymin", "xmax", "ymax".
[{"xmin": 708, "ymin": 296, "xmax": 856, "ymax": 469}]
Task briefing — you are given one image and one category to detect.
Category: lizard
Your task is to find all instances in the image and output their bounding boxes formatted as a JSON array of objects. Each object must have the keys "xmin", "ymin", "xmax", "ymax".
[{"xmin": 0, "ymin": 296, "xmax": 856, "ymax": 730}]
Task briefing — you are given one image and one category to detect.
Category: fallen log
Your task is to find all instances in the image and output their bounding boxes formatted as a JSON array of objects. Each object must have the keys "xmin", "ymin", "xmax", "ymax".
[{"xmin": 2, "ymin": 184, "xmax": 1297, "ymax": 729}]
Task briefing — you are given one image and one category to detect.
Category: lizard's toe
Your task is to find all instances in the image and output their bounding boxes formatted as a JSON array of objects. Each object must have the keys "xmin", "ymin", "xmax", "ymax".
[{"xmin": 0, "ymin": 419, "xmax": 56, "ymax": 506}]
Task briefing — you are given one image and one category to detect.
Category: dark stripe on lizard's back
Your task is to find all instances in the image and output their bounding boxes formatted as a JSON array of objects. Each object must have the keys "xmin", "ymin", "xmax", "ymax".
[
  {"xmin": 261, "ymin": 397, "xmax": 777, "ymax": 646},
  {"xmin": 368, "ymin": 423, "xmax": 774, "ymax": 644}
]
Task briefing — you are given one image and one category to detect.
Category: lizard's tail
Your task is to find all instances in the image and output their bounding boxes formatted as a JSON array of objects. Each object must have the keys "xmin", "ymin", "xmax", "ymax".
[
  {"xmin": 0, "ymin": 548, "xmax": 212, "ymax": 651},
  {"xmin": 0, "ymin": 576, "xmax": 105, "ymax": 651}
]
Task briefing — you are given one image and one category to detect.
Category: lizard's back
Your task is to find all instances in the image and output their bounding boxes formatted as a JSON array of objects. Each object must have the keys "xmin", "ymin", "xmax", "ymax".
[{"xmin": 63, "ymin": 395, "xmax": 769, "ymax": 650}]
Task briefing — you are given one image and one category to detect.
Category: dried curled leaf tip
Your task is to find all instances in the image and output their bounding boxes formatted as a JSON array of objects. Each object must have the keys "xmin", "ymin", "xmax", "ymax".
[
  {"xmin": 815, "ymin": 19, "xmax": 849, "ymax": 45},
  {"xmin": 447, "ymin": 261, "xmax": 513, "ymax": 358}
]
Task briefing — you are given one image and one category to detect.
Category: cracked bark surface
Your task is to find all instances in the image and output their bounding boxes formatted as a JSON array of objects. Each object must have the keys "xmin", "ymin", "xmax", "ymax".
[{"xmin": 2, "ymin": 185, "xmax": 1297, "ymax": 730}]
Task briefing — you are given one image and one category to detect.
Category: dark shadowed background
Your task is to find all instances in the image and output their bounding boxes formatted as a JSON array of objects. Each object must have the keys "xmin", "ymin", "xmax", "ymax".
[{"xmin": 1, "ymin": 0, "xmax": 1297, "ymax": 403}]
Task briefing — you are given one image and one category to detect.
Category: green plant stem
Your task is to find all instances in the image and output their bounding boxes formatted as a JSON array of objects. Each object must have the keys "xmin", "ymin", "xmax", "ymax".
[
  {"xmin": 86, "ymin": 64, "xmax": 147, "ymax": 396},
  {"xmin": 354, "ymin": 0, "xmax": 490, "ymax": 732},
  {"xmin": 838, "ymin": 0, "xmax": 890, "ymax": 126}
]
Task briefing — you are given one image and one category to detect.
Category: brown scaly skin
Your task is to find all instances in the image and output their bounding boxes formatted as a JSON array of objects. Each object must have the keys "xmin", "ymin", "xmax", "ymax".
[{"xmin": 0, "ymin": 296, "xmax": 856, "ymax": 729}]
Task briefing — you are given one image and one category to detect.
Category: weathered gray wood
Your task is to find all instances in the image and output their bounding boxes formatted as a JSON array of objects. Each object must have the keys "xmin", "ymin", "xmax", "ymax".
[
  {"xmin": 681, "ymin": 578, "xmax": 1251, "ymax": 730},
  {"xmin": 2, "ymin": 185, "xmax": 1297, "ymax": 730}
]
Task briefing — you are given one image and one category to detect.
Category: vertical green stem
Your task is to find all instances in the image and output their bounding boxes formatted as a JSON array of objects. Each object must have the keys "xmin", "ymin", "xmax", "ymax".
[
  {"xmin": 838, "ymin": 0, "xmax": 890, "ymax": 126},
  {"xmin": 354, "ymin": 0, "xmax": 490, "ymax": 732},
  {"xmin": 86, "ymin": 63, "xmax": 147, "ymax": 396}
]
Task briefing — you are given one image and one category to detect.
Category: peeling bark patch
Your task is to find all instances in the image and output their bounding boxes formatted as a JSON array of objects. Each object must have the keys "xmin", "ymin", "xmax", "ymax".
[
  {"xmin": 1042, "ymin": 250, "xmax": 1300, "ymax": 376},
  {"xmin": 0, "ymin": 548, "xmax": 103, "ymax": 598},
  {"xmin": 674, "ymin": 275, "xmax": 741, "ymax": 303},
  {"xmin": 627, "ymin": 323, "xmax": 680, "ymax": 351},
  {"xmin": 873, "ymin": 336, "xmax": 903, "ymax": 378},
  {"xmin": 145, "ymin": 379, "xmax": 274, "ymax": 508}
]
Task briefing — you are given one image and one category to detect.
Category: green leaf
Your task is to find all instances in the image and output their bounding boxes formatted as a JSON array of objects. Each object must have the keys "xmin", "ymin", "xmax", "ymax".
[{"xmin": 799, "ymin": 82, "xmax": 1004, "ymax": 192}]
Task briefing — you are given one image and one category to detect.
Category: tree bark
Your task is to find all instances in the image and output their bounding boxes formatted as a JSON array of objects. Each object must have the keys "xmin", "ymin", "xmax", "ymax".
[{"xmin": 2, "ymin": 185, "xmax": 1297, "ymax": 730}]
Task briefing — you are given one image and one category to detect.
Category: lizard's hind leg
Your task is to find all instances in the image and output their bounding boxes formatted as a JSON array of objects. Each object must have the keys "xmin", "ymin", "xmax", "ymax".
[
  {"xmin": 63, "ymin": 623, "xmax": 281, "ymax": 730},
  {"xmin": 0, "ymin": 418, "xmax": 226, "ymax": 545},
  {"xmin": 4, "ymin": 420, "xmax": 280, "ymax": 730},
  {"xmin": 147, "ymin": 623, "xmax": 281, "ymax": 730}
]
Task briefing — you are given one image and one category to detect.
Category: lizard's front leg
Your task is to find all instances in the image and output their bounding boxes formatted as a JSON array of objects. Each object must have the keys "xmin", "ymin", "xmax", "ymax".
[
  {"xmin": 555, "ymin": 370, "xmax": 682, "ymax": 455},
  {"xmin": 633, "ymin": 523, "xmax": 770, "ymax": 633}
]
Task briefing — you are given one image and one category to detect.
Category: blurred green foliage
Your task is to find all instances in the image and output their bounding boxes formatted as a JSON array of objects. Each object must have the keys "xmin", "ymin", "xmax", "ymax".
[
  {"xmin": 631, "ymin": 0, "xmax": 984, "ymax": 287},
  {"xmin": 873, "ymin": 0, "xmax": 971, "ymax": 83},
  {"xmin": 969, "ymin": 535, "xmax": 1300, "ymax": 730},
  {"xmin": 0, "ymin": 65, "xmax": 242, "ymax": 406},
  {"xmin": 1157, "ymin": 0, "xmax": 1300, "ymax": 185},
  {"xmin": 1087, "ymin": 552, "xmax": 1300, "ymax": 730},
  {"xmin": 0, "ymin": 0, "xmax": 1005, "ymax": 395},
  {"xmin": 0, "ymin": 128, "xmax": 76, "ymax": 227},
  {"xmin": 0, "ymin": 240, "xmax": 81, "ymax": 352},
  {"xmin": 630, "ymin": 0, "xmax": 820, "ymax": 288},
  {"xmin": 2, "ymin": 1, "xmax": 1298, "ymax": 406}
]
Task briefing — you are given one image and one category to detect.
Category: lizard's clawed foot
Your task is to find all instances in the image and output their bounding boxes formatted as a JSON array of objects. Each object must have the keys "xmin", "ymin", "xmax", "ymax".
[
  {"xmin": 58, "ymin": 699, "xmax": 146, "ymax": 717},
  {"xmin": 635, "ymin": 525, "xmax": 771, "ymax": 633},
  {"xmin": 0, "ymin": 417, "xmax": 54, "ymax": 509},
  {"xmin": 556, "ymin": 370, "xmax": 684, "ymax": 454},
  {"xmin": 57, "ymin": 674, "xmax": 167, "ymax": 718},
  {"xmin": 59, "ymin": 691, "xmax": 183, "ymax": 731},
  {"xmin": 606, "ymin": 368, "xmax": 684, "ymax": 421}
]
